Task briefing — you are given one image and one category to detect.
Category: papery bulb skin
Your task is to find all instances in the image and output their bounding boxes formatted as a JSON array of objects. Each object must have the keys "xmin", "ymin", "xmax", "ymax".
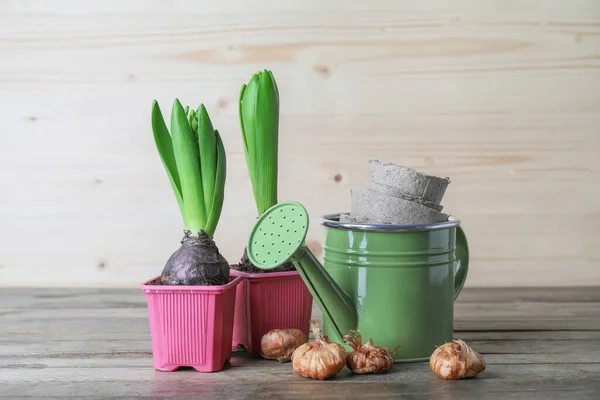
[
  {"xmin": 430, "ymin": 339, "xmax": 486, "ymax": 380},
  {"xmin": 343, "ymin": 331, "xmax": 398, "ymax": 374},
  {"xmin": 291, "ymin": 321, "xmax": 347, "ymax": 380},
  {"xmin": 464, "ymin": 345, "xmax": 486, "ymax": 377},
  {"xmin": 260, "ymin": 329, "xmax": 307, "ymax": 362}
]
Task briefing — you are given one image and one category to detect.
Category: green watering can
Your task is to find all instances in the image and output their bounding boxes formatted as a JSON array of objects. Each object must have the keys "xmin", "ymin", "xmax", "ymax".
[{"xmin": 247, "ymin": 201, "xmax": 469, "ymax": 362}]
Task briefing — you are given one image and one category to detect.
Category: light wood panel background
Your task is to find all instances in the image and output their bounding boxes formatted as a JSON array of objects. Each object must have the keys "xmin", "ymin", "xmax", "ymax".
[{"xmin": 0, "ymin": 0, "xmax": 598, "ymax": 287}]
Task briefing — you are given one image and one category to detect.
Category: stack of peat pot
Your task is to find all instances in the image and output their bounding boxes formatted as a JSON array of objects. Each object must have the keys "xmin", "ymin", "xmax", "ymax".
[{"xmin": 341, "ymin": 160, "xmax": 451, "ymax": 225}]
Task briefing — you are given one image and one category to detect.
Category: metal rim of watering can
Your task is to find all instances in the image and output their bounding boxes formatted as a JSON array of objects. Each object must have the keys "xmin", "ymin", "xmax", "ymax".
[{"xmin": 321, "ymin": 213, "xmax": 461, "ymax": 232}]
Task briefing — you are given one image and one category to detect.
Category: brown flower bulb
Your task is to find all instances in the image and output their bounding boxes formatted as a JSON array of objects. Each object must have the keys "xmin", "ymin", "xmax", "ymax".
[
  {"xmin": 260, "ymin": 329, "xmax": 307, "ymax": 362},
  {"xmin": 430, "ymin": 339, "xmax": 486, "ymax": 379},
  {"xmin": 291, "ymin": 321, "xmax": 347, "ymax": 380},
  {"xmin": 343, "ymin": 330, "xmax": 398, "ymax": 374}
]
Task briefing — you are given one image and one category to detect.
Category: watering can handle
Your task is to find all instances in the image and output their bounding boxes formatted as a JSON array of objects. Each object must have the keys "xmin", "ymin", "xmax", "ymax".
[{"xmin": 454, "ymin": 226, "xmax": 469, "ymax": 300}]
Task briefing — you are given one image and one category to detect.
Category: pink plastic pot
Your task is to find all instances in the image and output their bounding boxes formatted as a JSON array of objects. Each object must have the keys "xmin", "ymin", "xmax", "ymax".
[
  {"xmin": 141, "ymin": 276, "xmax": 242, "ymax": 372},
  {"xmin": 231, "ymin": 270, "xmax": 313, "ymax": 353}
]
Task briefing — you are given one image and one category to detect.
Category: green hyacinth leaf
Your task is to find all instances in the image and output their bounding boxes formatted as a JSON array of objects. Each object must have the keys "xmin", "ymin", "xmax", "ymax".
[
  {"xmin": 197, "ymin": 104, "xmax": 217, "ymax": 217},
  {"xmin": 240, "ymin": 72, "xmax": 261, "ymax": 212},
  {"xmin": 254, "ymin": 70, "xmax": 279, "ymax": 215},
  {"xmin": 151, "ymin": 100, "xmax": 184, "ymax": 218},
  {"xmin": 170, "ymin": 99, "xmax": 206, "ymax": 233},
  {"xmin": 204, "ymin": 130, "xmax": 226, "ymax": 239}
]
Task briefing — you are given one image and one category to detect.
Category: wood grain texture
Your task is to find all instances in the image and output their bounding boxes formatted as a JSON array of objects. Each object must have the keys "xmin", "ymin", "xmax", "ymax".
[
  {"xmin": 0, "ymin": 1, "xmax": 599, "ymax": 287},
  {"xmin": 1, "ymin": 287, "xmax": 599, "ymax": 399}
]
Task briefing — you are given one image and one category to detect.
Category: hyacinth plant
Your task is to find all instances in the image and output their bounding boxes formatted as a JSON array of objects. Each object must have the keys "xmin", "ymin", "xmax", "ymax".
[
  {"xmin": 236, "ymin": 70, "xmax": 294, "ymax": 273},
  {"xmin": 151, "ymin": 99, "xmax": 230, "ymax": 285}
]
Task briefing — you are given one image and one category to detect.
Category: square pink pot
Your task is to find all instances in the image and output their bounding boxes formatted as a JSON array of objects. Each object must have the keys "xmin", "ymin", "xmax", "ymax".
[
  {"xmin": 141, "ymin": 275, "xmax": 242, "ymax": 372},
  {"xmin": 230, "ymin": 270, "xmax": 313, "ymax": 353}
]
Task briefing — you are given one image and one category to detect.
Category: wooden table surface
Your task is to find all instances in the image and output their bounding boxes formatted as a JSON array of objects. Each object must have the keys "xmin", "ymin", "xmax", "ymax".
[{"xmin": 1, "ymin": 287, "xmax": 599, "ymax": 399}]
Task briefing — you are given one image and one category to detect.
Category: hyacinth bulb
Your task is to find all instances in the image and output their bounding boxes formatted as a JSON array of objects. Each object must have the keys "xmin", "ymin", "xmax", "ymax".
[
  {"xmin": 291, "ymin": 321, "xmax": 347, "ymax": 380},
  {"xmin": 343, "ymin": 330, "xmax": 399, "ymax": 374},
  {"xmin": 430, "ymin": 339, "xmax": 486, "ymax": 380},
  {"xmin": 160, "ymin": 231, "xmax": 229, "ymax": 286},
  {"xmin": 260, "ymin": 329, "xmax": 307, "ymax": 362}
]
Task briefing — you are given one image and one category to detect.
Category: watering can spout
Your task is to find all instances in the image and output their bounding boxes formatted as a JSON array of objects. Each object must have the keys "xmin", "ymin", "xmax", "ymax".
[
  {"xmin": 290, "ymin": 246, "xmax": 358, "ymax": 342},
  {"xmin": 247, "ymin": 202, "xmax": 358, "ymax": 343}
]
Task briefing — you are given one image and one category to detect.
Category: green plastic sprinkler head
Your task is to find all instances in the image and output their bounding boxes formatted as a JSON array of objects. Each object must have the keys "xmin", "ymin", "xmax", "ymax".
[
  {"xmin": 247, "ymin": 202, "xmax": 309, "ymax": 268},
  {"xmin": 247, "ymin": 202, "xmax": 358, "ymax": 343}
]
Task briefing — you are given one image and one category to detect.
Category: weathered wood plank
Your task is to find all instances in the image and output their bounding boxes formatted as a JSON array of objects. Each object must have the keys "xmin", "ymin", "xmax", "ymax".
[
  {"xmin": 1, "ymin": 351, "xmax": 598, "ymax": 368},
  {"xmin": 1, "ymin": 385, "xmax": 599, "ymax": 400},
  {"xmin": 4, "ymin": 288, "xmax": 600, "ymax": 342},
  {"xmin": 4, "ymin": 301, "xmax": 600, "ymax": 320},
  {"xmin": 3, "ymin": 315, "xmax": 600, "ymax": 334},
  {"xmin": 1, "ymin": 286, "xmax": 599, "ymax": 309},
  {"xmin": 456, "ymin": 287, "xmax": 600, "ymax": 303},
  {"xmin": 1, "ymin": 356, "xmax": 599, "ymax": 382},
  {"xmin": 2, "ymin": 329, "xmax": 598, "ymax": 344},
  {"xmin": 1, "ymin": 362, "xmax": 599, "ymax": 399},
  {"xmin": 2, "ymin": 339, "xmax": 598, "ymax": 362},
  {"xmin": 9, "ymin": 315, "xmax": 598, "ymax": 334}
]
